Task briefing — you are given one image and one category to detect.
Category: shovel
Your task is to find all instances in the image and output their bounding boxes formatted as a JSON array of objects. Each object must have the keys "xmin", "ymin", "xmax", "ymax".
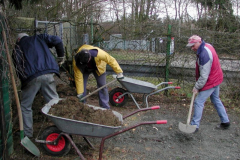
[
  {"xmin": 178, "ymin": 92, "xmax": 197, "ymax": 133},
  {"xmin": 3, "ymin": 30, "xmax": 40, "ymax": 156}
]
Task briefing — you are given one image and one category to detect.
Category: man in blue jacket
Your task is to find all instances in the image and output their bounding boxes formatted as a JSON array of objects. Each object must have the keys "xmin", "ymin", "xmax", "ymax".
[{"xmin": 12, "ymin": 33, "xmax": 65, "ymax": 138}]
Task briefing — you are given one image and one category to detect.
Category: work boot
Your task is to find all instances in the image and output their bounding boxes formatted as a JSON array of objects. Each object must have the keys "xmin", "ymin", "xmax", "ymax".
[
  {"xmin": 193, "ymin": 128, "xmax": 199, "ymax": 133},
  {"xmin": 216, "ymin": 122, "xmax": 230, "ymax": 130}
]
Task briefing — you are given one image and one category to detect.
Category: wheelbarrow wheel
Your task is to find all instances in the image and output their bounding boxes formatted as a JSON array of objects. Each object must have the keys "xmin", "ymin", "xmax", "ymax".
[
  {"xmin": 109, "ymin": 87, "xmax": 128, "ymax": 107},
  {"xmin": 40, "ymin": 125, "xmax": 72, "ymax": 156}
]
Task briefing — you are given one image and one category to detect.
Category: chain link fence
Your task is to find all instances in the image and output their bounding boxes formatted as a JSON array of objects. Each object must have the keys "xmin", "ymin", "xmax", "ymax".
[{"xmin": 8, "ymin": 17, "xmax": 240, "ymax": 100}]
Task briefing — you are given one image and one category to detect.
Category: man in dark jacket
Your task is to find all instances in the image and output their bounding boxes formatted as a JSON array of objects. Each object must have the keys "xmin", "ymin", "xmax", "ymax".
[
  {"xmin": 186, "ymin": 35, "xmax": 230, "ymax": 133},
  {"xmin": 12, "ymin": 33, "xmax": 65, "ymax": 138}
]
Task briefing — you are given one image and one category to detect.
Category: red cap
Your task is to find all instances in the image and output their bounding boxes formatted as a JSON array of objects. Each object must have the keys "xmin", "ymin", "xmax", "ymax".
[{"xmin": 186, "ymin": 35, "xmax": 201, "ymax": 47}]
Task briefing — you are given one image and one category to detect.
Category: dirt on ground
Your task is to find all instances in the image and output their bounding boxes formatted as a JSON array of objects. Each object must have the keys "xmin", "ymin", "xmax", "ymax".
[{"xmin": 9, "ymin": 78, "xmax": 240, "ymax": 160}]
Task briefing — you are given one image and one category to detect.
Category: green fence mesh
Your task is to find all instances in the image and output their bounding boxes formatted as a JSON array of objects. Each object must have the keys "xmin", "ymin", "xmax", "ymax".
[{"xmin": 0, "ymin": 13, "xmax": 14, "ymax": 160}]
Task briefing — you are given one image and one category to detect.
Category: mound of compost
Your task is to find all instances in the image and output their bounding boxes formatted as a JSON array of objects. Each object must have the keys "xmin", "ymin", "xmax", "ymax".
[{"xmin": 48, "ymin": 96, "xmax": 122, "ymax": 126}]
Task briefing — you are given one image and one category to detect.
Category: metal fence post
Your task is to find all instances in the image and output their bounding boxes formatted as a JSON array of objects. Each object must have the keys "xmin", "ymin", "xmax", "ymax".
[{"xmin": 165, "ymin": 24, "xmax": 172, "ymax": 95}]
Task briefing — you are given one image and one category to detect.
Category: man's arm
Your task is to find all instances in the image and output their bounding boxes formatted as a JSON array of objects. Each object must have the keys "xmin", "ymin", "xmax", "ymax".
[
  {"xmin": 73, "ymin": 59, "xmax": 84, "ymax": 94},
  {"xmin": 97, "ymin": 50, "xmax": 123, "ymax": 74},
  {"xmin": 40, "ymin": 34, "xmax": 65, "ymax": 57},
  {"xmin": 54, "ymin": 41, "xmax": 64, "ymax": 57},
  {"xmin": 195, "ymin": 51, "xmax": 212, "ymax": 90}
]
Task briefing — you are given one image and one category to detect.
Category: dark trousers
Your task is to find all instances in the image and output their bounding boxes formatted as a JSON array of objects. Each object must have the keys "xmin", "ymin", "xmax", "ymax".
[{"xmin": 83, "ymin": 71, "xmax": 110, "ymax": 109}]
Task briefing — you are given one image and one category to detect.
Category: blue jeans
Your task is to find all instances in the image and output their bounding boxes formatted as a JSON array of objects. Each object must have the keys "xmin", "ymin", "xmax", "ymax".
[
  {"xmin": 190, "ymin": 85, "xmax": 229, "ymax": 128},
  {"xmin": 21, "ymin": 74, "xmax": 59, "ymax": 137}
]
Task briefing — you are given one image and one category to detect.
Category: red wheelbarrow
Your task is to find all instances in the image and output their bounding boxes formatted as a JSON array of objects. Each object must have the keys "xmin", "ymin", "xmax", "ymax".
[
  {"xmin": 36, "ymin": 99, "xmax": 167, "ymax": 160},
  {"xmin": 109, "ymin": 75, "xmax": 181, "ymax": 109}
]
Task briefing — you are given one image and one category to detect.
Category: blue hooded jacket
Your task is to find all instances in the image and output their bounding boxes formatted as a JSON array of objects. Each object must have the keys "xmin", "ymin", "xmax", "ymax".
[{"xmin": 12, "ymin": 34, "xmax": 64, "ymax": 89}]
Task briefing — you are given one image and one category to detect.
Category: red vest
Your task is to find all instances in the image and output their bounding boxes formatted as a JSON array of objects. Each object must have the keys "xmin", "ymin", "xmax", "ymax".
[{"xmin": 196, "ymin": 43, "xmax": 223, "ymax": 91}]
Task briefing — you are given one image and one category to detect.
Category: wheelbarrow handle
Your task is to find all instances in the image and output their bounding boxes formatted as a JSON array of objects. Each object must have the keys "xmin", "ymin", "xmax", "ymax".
[
  {"xmin": 123, "ymin": 106, "xmax": 160, "ymax": 119},
  {"xmin": 156, "ymin": 82, "xmax": 173, "ymax": 87},
  {"xmin": 156, "ymin": 120, "xmax": 167, "ymax": 124},
  {"xmin": 150, "ymin": 106, "xmax": 160, "ymax": 110},
  {"xmin": 129, "ymin": 120, "xmax": 167, "ymax": 125}
]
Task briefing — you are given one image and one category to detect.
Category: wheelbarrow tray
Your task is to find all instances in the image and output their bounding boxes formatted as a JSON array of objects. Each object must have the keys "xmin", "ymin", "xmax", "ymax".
[
  {"xmin": 41, "ymin": 99, "xmax": 123, "ymax": 137},
  {"xmin": 113, "ymin": 75, "xmax": 157, "ymax": 93}
]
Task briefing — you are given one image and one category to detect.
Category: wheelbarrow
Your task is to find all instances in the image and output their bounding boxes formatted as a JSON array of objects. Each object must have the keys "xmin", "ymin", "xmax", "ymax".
[
  {"xmin": 109, "ymin": 75, "xmax": 181, "ymax": 109},
  {"xmin": 36, "ymin": 98, "xmax": 167, "ymax": 160}
]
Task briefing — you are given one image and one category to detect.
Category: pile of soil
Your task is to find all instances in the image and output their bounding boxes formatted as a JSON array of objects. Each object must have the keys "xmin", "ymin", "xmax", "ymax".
[
  {"xmin": 56, "ymin": 83, "xmax": 77, "ymax": 97},
  {"xmin": 48, "ymin": 96, "xmax": 122, "ymax": 126}
]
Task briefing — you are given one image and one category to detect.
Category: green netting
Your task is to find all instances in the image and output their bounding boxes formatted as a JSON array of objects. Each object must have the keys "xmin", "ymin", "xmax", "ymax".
[{"xmin": 0, "ymin": 13, "xmax": 14, "ymax": 160}]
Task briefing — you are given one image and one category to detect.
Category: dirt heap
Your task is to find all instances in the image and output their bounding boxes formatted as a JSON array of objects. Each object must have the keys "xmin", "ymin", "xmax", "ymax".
[
  {"xmin": 48, "ymin": 96, "xmax": 122, "ymax": 126},
  {"xmin": 56, "ymin": 84, "xmax": 77, "ymax": 97}
]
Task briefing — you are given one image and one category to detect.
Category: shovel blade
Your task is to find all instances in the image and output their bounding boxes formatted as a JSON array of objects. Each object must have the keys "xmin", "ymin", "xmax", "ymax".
[
  {"xmin": 178, "ymin": 122, "xmax": 197, "ymax": 134},
  {"xmin": 21, "ymin": 136, "xmax": 40, "ymax": 157}
]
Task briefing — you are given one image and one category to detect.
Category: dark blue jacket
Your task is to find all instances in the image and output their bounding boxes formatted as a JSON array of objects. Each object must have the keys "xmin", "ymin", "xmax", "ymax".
[{"xmin": 12, "ymin": 34, "xmax": 64, "ymax": 89}]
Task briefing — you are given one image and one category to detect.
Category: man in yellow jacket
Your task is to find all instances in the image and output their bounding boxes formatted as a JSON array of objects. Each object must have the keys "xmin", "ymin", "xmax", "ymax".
[{"xmin": 73, "ymin": 44, "xmax": 124, "ymax": 109}]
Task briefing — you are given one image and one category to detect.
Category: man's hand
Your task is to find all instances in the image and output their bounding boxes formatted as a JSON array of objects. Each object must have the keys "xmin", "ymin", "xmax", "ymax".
[
  {"xmin": 192, "ymin": 87, "xmax": 199, "ymax": 94},
  {"xmin": 116, "ymin": 73, "xmax": 124, "ymax": 79},
  {"xmin": 77, "ymin": 94, "xmax": 84, "ymax": 102},
  {"xmin": 57, "ymin": 57, "xmax": 65, "ymax": 66}
]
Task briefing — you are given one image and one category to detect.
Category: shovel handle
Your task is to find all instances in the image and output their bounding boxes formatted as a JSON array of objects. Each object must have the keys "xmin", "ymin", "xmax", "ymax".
[
  {"xmin": 186, "ymin": 92, "xmax": 196, "ymax": 124},
  {"xmin": 2, "ymin": 31, "xmax": 24, "ymax": 132},
  {"xmin": 80, "ymin": 79, "xmax": 117, "ymax": 101}
]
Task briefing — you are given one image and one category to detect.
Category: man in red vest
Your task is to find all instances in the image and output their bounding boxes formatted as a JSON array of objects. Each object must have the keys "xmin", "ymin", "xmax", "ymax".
[{"xmin": 186, "ymin": 35, "xmax": 230, "ymax": 133}]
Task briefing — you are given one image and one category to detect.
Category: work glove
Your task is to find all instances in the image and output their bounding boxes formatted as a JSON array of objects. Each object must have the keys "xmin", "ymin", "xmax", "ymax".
[
  {"xmin": 57, "ymin": 57, "xmax": 65, "ymax": 66},
  {"xmin": 116, "ymin": 73, "xmax": 124, "ymax": 79},
  {"xmin": 77, "ymin": 94, "xmax": 84, "ymax": 102}
]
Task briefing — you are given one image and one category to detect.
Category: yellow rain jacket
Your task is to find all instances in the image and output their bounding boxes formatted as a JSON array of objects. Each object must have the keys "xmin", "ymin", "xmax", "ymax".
[{"xmin": 73, "ymin": 44, "xmax": 123, "ymax": 94}]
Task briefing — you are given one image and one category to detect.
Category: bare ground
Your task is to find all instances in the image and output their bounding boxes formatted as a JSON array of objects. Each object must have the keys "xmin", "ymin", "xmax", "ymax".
[{"xmin": 9, "ymin": 78, "xmax": 240, "ymax": 160}]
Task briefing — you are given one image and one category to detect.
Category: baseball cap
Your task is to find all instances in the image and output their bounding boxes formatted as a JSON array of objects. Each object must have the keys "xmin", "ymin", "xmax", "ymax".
[
  {"xmin": 186, "ymin": 35, "xmax": 201, "ymax": 47},
  {"xmin": 17, "ymin": 33, "xmax": 29, "ymax": 40}
]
